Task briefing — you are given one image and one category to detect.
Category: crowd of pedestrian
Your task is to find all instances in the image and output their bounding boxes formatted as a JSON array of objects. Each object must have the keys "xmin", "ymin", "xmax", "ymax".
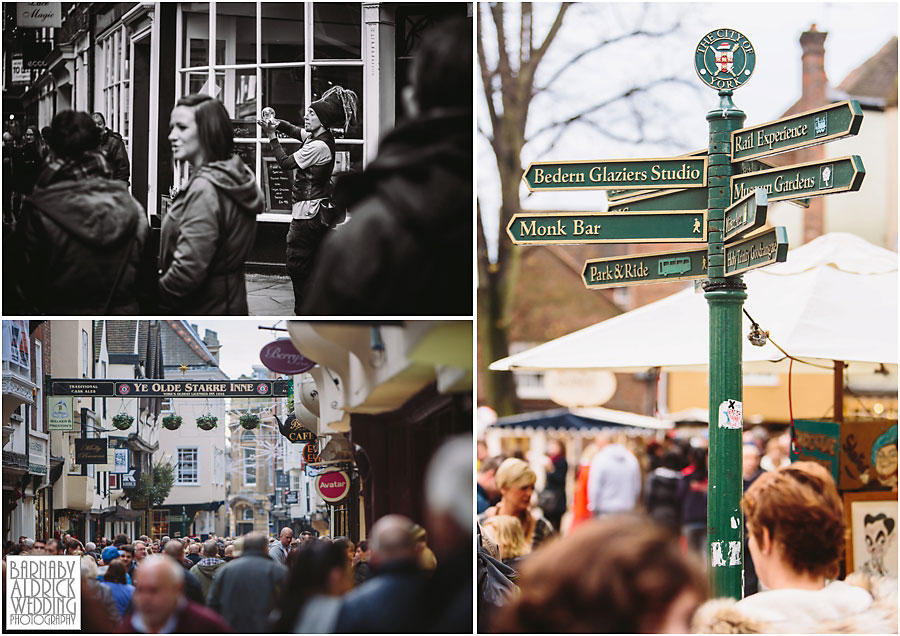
[
  {"xmin": 2, "ymin": 16, "xmax": 470, "ymax": 317},
  {"xmin": 477, "ymin": 429, "xmax": 899, "ymax": 633}
]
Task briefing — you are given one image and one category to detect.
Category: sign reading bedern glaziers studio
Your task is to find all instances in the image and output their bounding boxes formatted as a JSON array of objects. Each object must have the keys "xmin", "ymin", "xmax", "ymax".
[{"xmin": 49, "ymin": 378, "xmax": 291, "ymax": 398}]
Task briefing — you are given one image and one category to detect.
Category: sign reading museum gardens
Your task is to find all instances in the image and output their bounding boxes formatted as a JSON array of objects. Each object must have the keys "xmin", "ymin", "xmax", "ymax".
[{"xmin": 503, "ymin": 26, "xmax": 866, "ymax": 601}]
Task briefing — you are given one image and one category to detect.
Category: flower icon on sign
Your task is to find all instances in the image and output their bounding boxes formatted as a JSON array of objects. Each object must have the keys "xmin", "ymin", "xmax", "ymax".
[{"xmin": 820, "ymin": 165, "xmax": 834, "ymax": 189}]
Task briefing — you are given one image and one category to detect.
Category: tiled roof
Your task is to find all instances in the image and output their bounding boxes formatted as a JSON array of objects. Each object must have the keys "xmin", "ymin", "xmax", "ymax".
[
  {"xmin": 94, "ymin": 321, "xmax": 155, "ymax": 364},
  {"xmin": 837, "ymin": 36, "xmax": 898, "ymax": 103},
  {"xmin": 161, "ymin": 321, "xmax": 218, "ymax": 369}
]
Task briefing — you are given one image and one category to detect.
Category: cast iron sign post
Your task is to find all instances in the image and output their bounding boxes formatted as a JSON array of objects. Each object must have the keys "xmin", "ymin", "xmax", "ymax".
[{"xmin": 507, "ymin": 27, "xmax": 865, "ymax": 601}]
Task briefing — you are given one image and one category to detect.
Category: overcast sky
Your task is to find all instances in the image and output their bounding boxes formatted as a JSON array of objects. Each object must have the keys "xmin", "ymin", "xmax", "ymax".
[
  {"xmin": 478, "ymin": 2, "xmax": 898, "ymax": 258},
  {"xmin": 193, "ymin": 319, "xmax": 288, "ymax": 379}
]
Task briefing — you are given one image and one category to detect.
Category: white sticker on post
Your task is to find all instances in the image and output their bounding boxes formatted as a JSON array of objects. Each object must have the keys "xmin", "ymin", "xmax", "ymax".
[
  {"xmin": 710, "ymin": 541, "xmax": 726, "ymax": 567},
  {"xmin": 718, "ymin": 399, "xmax": 743, "ymax": 429}
]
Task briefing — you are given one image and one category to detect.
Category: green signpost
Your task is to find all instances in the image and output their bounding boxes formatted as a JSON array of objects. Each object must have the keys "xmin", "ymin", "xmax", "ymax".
[
  {"xmin": 730, "ymin": 155, "xmax": 865, "ymax": 204},
  {"xmin": 583, "ymin": 248, "xmax": 708, "ymax": 289},
  {"xmin": 731, "ymin": 100, "xmax": 864, "ymax": 161},
  {"xmin": 506, "ymin": 211, "xmax": 707, "ymax": 245},
  {"xmin": 504, "ymin": 25, "xmax": 866, "ymax": 601},
  {"xmin": 723, "ymin": 189, "xmax": 768, "ymax": 243},
  {"xmin": 522, "ymin": 157, "xmax": 708, "ymax": 191}
]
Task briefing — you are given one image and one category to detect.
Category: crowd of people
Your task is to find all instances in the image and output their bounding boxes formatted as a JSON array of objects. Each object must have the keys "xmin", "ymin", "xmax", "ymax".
[
  {"xmin": 2, "ymin": 17, "xmax": 471, "ymax": 316},
  {"xmin": 476, "ymin": 429, "xmax": 898, "ymax": 633}
]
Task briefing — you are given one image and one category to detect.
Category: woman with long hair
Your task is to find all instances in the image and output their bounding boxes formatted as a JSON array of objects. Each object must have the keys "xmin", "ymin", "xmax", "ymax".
[
  {"xmin": 478, "ymin": 458, "xmax": 555, "ymax": 551},
  {"xmin": 270, "ymin": 539, "xmax": 352, "ymax": 633},
  {"xmin": 160, "ymin": 94, "xmax": 264, "ymax": 314}
]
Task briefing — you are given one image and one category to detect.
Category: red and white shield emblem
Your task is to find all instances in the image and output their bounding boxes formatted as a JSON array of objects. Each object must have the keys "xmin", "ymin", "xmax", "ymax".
[{"xmin": 715, "ymin": 42, "xmax": 734, "ymax": 74}]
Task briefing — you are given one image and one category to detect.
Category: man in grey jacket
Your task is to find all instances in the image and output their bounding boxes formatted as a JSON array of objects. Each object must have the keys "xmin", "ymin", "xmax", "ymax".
[
  {"xmin": 207, "ymin": 532, "xmax": 287, "ymax": 632},
  {"xmin": 268, "ymin": 527, "xmax": 292, "ymax": 565},
  {"xmin": 587, "ymin": 430, "xmax": 642, "ymax": 517}
]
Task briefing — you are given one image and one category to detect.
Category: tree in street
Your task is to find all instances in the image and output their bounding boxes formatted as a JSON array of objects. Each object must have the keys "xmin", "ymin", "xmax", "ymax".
[{"xmin": 478, "ymin": 2, "xmax": 702, "ymax": 413}]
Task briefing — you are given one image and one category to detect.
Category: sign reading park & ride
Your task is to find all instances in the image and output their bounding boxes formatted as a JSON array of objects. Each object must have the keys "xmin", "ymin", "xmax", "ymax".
[
  {"xmin": 731, "ymin": 100, "xmax": 863, "ymax": 162},
  {"xmin": 506, "ymin": 210, "xmax": 707, "ymax": 245},
  {"xmin": 315, "ymin": 470, "xmax": 351, "ymax": 503},
  {"xmin": 730, "ymin": 155, "xmax": 865, "ymax": 205},
  {"xmin": 694, "ymin": 28, "xmax": 756, "ymax": 90},
  {"xmin": 724, "ymin": 227, "xmax": 789, "ymax": 277},
  {"xmin": 723, "ymin": 189, "xmax": 768, "ymax": 243},
  {"xmin": 523, "ymin": 157, "xmax": 707, "ymax": 191},
  {"xmin": 582, "ymin": 247, "xmax": 708, "ymax": 289},
  {"xmin": 49, "ymin": 378, "xmax": 291, "ymax": 398}
]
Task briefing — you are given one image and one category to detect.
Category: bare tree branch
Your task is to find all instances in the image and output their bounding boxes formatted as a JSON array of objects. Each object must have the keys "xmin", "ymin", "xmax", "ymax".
[
  {"xmin": 534, "ymin": 21, "xmax": 682, "ymax": 95},
  {"xmin": 477, "ymin": 6, "xmax": 499, "ymax": 135},
  {"xmin": 525, "ymin": 77, "xmax": 696, "ymax": 142},
  {"xmin": 490, "ymin": 3, "xmax": 514, "ymax": 96}
]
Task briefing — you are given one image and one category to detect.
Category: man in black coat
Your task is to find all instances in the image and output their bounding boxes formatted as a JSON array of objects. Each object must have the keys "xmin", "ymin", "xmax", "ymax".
[
  {"xmin": 92, "ymin": 112, "xmax": 131, "ymax": 185},
  {"xmin": 302, "ymin": 17, "xmax": 471, "ymax": 315}
]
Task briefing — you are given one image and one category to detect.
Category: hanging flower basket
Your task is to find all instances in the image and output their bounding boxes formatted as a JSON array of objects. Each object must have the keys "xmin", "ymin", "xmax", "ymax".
[
  {"xmin": 112, "ymin": 414, "xmax": 134, "ymax": 430},
  {"xmin": 196, "ymin": 414, "xmax": 218, "ymax": 431},
  {"xmin": 162, "ymin": 414, "xmax": 183, "ymax": 431},
  {"xmin": 239, "ymin": 413, "xmax": 260, "ymax": 430}
]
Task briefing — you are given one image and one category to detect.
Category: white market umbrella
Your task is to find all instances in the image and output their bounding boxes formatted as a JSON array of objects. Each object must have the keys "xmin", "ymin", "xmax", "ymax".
[{"xmin": 490, "ymin": 233, "xmax": 898, "ymax": 378}]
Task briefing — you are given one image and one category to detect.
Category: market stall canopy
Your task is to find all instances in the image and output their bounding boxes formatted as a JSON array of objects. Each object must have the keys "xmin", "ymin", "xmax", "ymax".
[
  {"xmin": 495, "ymin": 406, "xmax": 673, "ymax": 432},
  {"xmin": 490, "ymin": 233, "xmax": 898, "ymax": 376}
]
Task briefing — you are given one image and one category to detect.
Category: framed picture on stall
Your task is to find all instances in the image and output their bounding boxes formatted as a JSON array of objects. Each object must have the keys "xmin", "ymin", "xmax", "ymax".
[{"xmin": 843, "ymin": 490, "xmax": 898, "ymax": 578}]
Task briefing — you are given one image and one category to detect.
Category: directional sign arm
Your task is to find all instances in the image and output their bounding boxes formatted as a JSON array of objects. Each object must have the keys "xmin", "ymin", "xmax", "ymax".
[
  {"xmin": 506, "ymin": 211, "xmax": 708, "ymax": 245},
  {"xmin": 724, "ymin": 188, "xmax": 768, "ymax": 243}
]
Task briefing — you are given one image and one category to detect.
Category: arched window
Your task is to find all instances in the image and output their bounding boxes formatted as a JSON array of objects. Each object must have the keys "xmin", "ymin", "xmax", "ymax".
[
  {"xmin": 242, "ymin": 429, "xmax": 256, "ymax": 445},
  {"xmin": 242, "ymin": 507, "xmax": 254, "ymax": 521}
]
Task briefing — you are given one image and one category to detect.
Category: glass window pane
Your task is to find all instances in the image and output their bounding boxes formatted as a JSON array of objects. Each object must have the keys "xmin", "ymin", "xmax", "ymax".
[
  {"xmin": 233, "ymin": 142, "xmax": 256, "ymax": 172},
  {"xmin": 261, "ymin": 67, "xmax": 305, "ymax": 126},
  {"xmin": 183, "ymin": 71, "xmax": 224, "ymax": 99},
  {"xmin": 262, "ymin": 3, "xmax": 304, "ymax": 63},
  {"xmin": 313, "ymin": 3, "xmax": 361, "ymax": 59},
  {"xmin": 311, "ymin": 65, "xmax": 363, "ymax": 139},
  {"xmin": 216, "ymin": 2, "xmax": 256, "ymax": 65},
  {"xmin": 227, "ymin": 68, "xmax": 258, "ymax": 122},
  {"xmin": 182, "ymin": 3, "xmax": 209, "ymax": 67},
  {"xmin": 334, "ymin": 143, "xmax": 362, "ymax": 175}
]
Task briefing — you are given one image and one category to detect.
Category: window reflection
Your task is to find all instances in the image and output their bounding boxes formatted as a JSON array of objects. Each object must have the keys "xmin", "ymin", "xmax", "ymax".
[
  {"xmin": 262, "ymin": 3, "xmax": 304, "ymax": 63},
  {"xmin": 313, "ymin": 3, "xmax": 361, "ymax": 59}
]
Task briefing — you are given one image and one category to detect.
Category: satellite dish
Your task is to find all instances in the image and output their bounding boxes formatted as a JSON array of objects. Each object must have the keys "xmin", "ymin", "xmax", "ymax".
[{"xmin": 544, "ymin": 369, "xmax": 617, "ymax": 407}]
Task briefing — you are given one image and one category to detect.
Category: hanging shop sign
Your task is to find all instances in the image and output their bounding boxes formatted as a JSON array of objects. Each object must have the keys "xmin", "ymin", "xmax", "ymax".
[
  {"xmin": 47, "ymin": 396, "xmax": 75, "ymax": 431},
  {"xmin": 303, "ymin": 442, "xmax": 322, "ymax": 464},
  {"xmin": 315, "ymin": 470, "xmax": 350, "ymax": 503},
  {"xmin": 49, "ymin": 378, "xmax": 290, "ymax": 398},
  {"xmin": 284, "ymin": 490, "xmax": 299, "ymax": 505},
  {"xmin": 17, "ymin": 3, "xmax": 62, "ymax": 28},
  {"xmin": 278, "ymin": 414, "xmax": 317, "ymax": 444},
  {"xmin": 74, "ymin": 438, "xmax": 108, "ymax": 464},
  {"xmin": 259, "ymin": 339, "xmax": 316, "ymax": 375}
]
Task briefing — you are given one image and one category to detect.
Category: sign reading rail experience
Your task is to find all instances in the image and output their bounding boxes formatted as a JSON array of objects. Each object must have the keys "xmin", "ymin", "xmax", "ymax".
[
  {"xmin": 506, "ymin": 211, "xmax": 707, "ymax": 245},
  {"xmin": 724, "ymin": 227, "xmax": 789, "ymax": 276},
  {"xmin": 523, "ymin": 157, "xmax": 707, "ymax": 191},
  {"xmin": 50, "ymin": 378, "xmax": 291, "ymax": 398},
  {"xmin": 582, "ymin": 247, "xmax": 708, "ymax": 289},
  {"xmin": 730, "ymin": 155, "xmax": 865, "ymax": 205},
  {"xmin": 731, "ymin": 100, "xmax": 863, "ymax": 162}
]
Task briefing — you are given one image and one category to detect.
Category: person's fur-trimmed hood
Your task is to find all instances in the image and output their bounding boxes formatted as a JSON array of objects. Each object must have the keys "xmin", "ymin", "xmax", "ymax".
[{"xmin": 691, "ymin": 573, "xmax": 897, "ymax": 633}]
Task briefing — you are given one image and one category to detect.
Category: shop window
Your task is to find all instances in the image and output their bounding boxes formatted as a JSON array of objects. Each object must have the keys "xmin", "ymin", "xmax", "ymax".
[
  {"xmin": 313, "ymin": 3, "xmax": 362, "ymax": 59},
  {"xmin": 98, "ymin": 25, "xmax": 131, "ymax": 145},
  {"xmin": 152, "ymin": 510, "xmax": 169, "ymax": 538},
  {"xmin": 176, "ymin": 447, "xmax": 199, "ymax": 484},
  {"xmin": 216, "ymin": 2, "xmax": 256, "ymax": 65},
  {"xmin": 244, "ymin": 447, "xmax": 256, "ymax": 486},
  {"xmin": 262, "ymin": 4, "xmax": 304, "ymax": 63},
  {"xmin": 242, "ymin": 507, "xmax": 254, "ymax": 520}
]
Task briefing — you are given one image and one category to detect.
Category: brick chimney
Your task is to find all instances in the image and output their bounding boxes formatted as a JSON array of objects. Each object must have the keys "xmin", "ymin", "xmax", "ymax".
[
  {"xmin": 781, "ymin": 25, "xmax": 829, "ymax": 243},
  {"xmin": 203, "ymin": 329, "xmax": 221, "ymax": 364}
]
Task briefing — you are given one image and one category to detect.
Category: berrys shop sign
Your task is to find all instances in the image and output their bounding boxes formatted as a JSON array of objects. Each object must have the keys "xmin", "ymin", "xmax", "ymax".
[
  {"xmin": 315, "ymin": 470, "xmax": 351, "ymax": 503},
  {"xmin": 260, "ymin": 339, "xmax": 316, "ymax": 375}
]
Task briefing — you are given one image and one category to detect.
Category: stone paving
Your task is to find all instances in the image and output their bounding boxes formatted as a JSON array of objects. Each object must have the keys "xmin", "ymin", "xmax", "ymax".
[{"xmin": 246, "ymin": 273, "xmax": 295, "ymax": 316}]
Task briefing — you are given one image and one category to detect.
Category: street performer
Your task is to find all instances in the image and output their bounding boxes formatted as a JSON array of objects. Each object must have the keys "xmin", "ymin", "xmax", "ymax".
[{"xmin": 257, "ymin": 87, "xmax": 358, "ymax": 314}]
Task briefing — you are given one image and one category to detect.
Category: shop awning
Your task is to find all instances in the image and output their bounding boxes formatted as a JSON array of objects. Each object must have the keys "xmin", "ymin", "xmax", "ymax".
[
  {"xmin": 99, "ymin": 504, "xmax": 144, "ymax": 522},
  {"xmin": 495, "ymin": 406, "xmax": 672, "ymax": 432},
  {"xmin": 490, "ymin": 233, "xmax": 898, "ymax": 377}
]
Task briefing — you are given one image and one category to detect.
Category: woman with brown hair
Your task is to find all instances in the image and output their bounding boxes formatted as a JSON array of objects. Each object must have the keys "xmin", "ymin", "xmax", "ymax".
[
  {"xmin": 478, "ymin": 458, "xmax": 555, "ymax": 551},
  {"xmin": 492, "ymin": 515, "xmax": 706, "ymax": 632},
  {"xmin": 693, "ymin": 461, "xmax": 897, "ymax": 633}
]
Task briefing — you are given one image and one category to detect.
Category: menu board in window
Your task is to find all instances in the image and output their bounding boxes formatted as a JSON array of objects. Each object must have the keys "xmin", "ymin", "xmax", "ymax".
[{"xmin": 263, "ymin": 157, "xmax": 292, "ymax": 213}]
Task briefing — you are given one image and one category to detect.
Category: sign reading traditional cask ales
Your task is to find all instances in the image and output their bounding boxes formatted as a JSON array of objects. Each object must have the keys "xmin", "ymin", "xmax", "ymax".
[
  {"xmin": 523, "ymin": 157, "xmax": 707, "ymax": 191},
  {"xmin": 315, "ymin": 470, "xmax": 350, "ymax": 503}
]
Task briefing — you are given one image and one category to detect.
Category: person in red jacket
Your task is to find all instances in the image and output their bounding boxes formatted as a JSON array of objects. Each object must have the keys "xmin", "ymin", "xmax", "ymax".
[{"xmin": 119, "ymin": 555, "xmax": 231, "ymax": 633}]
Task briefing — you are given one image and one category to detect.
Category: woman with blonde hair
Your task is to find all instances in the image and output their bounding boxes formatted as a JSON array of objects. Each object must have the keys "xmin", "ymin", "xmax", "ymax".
[
  {"xmin": 478, "ymin": 458, "xmax": 554, "ymax": 551},
  {"xmin": 482, "ymin": 514, "xmax": 530, "ymax": 569},
  {"xmin": 693, "ymin": 461, "xmax": 897, "ymax": 633}
]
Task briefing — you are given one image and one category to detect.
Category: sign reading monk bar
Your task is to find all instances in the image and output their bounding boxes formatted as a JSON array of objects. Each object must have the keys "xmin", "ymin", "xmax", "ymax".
[
  {"xmin": 731, "ymin": 100, "xmax": 863, "ymax": 162},
  {"xmin": 523, "ymin": 157, "xmax": 707, "ymax": 191},
  {"xmin": 506, "ymin": 210, "xmax": 707, "ymax": 245}
]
